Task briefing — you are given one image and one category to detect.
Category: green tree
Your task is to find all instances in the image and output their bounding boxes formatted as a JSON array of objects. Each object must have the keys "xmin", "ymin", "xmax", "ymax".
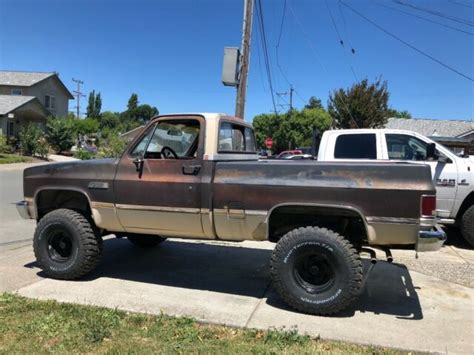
[
  {"xmin": 252, "ymin": 108, "xmax": 331, "ymax": 153},
  {"xmin": 133, "ymin": 104, "xmax": 159, "ymax": 123},
  {"xmin": 328, "ymin": 78, "xmax": 390, "ymax": 128},
  {"xmin": 46, "ymin": 118, "xmax": 75, "ymax": 153},
  {"xmin": 127, "ymin": 93, "xmax": 139, "ymax": 111},
  {"xmin": 304, "ymin": 96, "xmax": 324, "ymax": 110},
  {"xmin": 387, "ymin": 109, "xmax": 412, "ymax": 119},
  {"xmin": 99, "ymin": 111, "xmax": 121, "ymax": 130},
  {"xmin": 86, "ymin": 90, "xmax": 102, "ymax": 118}
]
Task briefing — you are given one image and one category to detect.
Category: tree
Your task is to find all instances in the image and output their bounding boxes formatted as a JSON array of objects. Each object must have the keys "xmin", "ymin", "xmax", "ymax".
[
  {"xmin": 86, "ymin": 90, "xmax": 102, "ymax": 118},
  {"xmin": 253, "ymin": 108, "xmax": 331, "ymax": 153},
  {"xmin": 133, "ymin": 104, "xmax": 158, "ymax": 123},
  {"xmin": 127, "ymin": 93, "xmax": 139, "ymax": 111},
  {"xmin": 46, "ymin": 117, "xmax": 75, "ymax": 153},
  {"xmin": 387, "ymin": 109, "xmax": 412, "ymax": 119},
  {"xmin": 328, "ymin": 78, "xmax": 390, "ymax": 128},
  {"xmin": 305, "ymin": 96, "xmax": 324, "ymax": 110}
]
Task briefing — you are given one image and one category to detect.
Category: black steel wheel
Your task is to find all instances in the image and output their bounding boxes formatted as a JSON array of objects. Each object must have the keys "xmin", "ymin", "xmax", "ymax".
[
  {"xmin": 34, "ymin": 209, "xmax": 102, "ymax": 279},
  {"xmin": 270, "ymin": 226, "xmax": 363, "ymax": 315}
]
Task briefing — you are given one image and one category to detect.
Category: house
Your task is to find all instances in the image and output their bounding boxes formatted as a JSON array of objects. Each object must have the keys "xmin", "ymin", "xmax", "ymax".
[
  {"xmin": 0, "ymin": 71, "xmax": 74, "ymax": 138},
  {"xmin": 385, "ymin": 118, "xmax": 474, "ymax": 155}
]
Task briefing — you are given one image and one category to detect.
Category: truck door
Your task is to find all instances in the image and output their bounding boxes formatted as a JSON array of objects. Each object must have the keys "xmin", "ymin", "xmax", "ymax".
[
  {"xmin": 113, "ymin": 117, "xmax": 209, "ymax": 238},
  {"xmin": 383, "ymin": 133, "xmax": 458, "ymax": 217}
]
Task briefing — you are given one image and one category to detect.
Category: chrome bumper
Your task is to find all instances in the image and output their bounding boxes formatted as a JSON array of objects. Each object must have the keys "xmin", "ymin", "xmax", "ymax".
[
  {"xmin": 416, "ymin": 225, "xmax": 447, "ymax": 252},
  {"xmin": 16, "ymin": 200, "xmax": 31, "ymax": 220}
]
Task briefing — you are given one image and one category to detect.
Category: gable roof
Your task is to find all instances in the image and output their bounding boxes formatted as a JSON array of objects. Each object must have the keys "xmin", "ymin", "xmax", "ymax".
[
  {"xmin": 385, "ymin": 118, "xmax": 474, "ymax": 138},
  {"xmin": 0, "ymin": 71, "xmax": 74, "ymax": 99},
  {"xmin": 0, "ymin": 94, "xmax": 50, "ymax": 116}
]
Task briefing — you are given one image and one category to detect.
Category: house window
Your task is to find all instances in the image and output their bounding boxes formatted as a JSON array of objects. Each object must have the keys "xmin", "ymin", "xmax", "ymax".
[
  {"xmin": 7, "ymin": 122, "xmax": 14, "ymax": 137},
  {"xmin": 11, "ymin": 88, "xmax": 22, "ymax": 95},
  {"xmin": 45, "ymin": 95, "xmax": 55, "ymax": 109}
]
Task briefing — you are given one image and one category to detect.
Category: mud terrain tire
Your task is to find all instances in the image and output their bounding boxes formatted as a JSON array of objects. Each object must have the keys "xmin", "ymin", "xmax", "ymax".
[
  {"xmin": 127, "ymin": 234, "xmax": 166, "ymax": 247},
  {"xmin": 34, "ymin": 209, "xmax": 102, "ymax": 279},
  {"xmin": 460, "ymin": 205, "xmax": 474, "ymax": 247},
  {"xmin": 270, "ymin": 226, "xmax": 363, "ymax": 315}
]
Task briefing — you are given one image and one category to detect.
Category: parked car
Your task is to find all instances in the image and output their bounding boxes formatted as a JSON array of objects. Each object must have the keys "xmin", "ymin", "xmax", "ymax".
[
  {"xmin": 282, "ymin": 154, "xmax": 312, "ymax": 160},
  {"xmin": 17, "ymin": 113, "xmax": 445, "ymax": 315},
  {"xmin": 276, "ymin": 149, "xmax": 302, "ymax": 159},
  {"xmin": 317, "ymin": 128, "xmax": 474, "ymax": 246}
]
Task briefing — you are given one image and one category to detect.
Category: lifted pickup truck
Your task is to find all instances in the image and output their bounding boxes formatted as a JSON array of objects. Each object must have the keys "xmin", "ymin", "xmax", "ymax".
[
  {"xmin": 17, "ymin": 113, "xmax": 445, "ymax": 315},
  {"xmin": 318, "ymin": 129, "xmax": 474, "ymax": 246}
]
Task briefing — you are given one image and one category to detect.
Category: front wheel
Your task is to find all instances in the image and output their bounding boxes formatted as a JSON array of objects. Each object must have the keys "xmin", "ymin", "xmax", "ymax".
[
  {"xmin": 33, "ymin": 209, "xmax": 102, "ymax": 279},
  {"xmin": 460, "ymin": 205, "xmax": 474, "ymax": 247},
  {"xmin": 270, "ymin": 226, "xmax": 363, "ymax": 315}
]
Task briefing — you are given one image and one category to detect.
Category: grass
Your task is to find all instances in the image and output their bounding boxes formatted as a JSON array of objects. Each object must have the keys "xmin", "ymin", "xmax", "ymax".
[
  {"xmin": 0, "ymin": 293, "xmax": 403, "ymax": 354},
  {"xmin": 0, "ymin": 153, "xmax": 32, "ymax": 164}
]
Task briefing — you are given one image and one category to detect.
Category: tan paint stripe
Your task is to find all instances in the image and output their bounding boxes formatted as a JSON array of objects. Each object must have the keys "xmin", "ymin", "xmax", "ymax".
[{"xmin": 115, "ymin": 203, "xmax": 200, "ymax": 214}]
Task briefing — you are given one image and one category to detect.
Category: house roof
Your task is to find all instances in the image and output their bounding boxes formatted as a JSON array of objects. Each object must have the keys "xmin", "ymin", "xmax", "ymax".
[
  {"xmin": 0, "ymin": 70, "xmax": 74, "ymax": 99},
  {"xmin": 385, "ymin": 118, "xmax": 474, "ymax": 138},
  {"xmin": 0, "ymin": 95, "xmax": 37, "ymax": 115}
]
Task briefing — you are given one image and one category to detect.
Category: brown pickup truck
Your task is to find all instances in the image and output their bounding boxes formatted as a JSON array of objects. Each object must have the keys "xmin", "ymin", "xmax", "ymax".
[{"xmin": 17, "ymin": 113, "xmax": 446, "ymax": 315}]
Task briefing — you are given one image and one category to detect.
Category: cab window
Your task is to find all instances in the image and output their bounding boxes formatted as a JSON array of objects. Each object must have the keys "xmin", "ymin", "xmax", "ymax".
[
  {"xmin": 334, "ymin": 134, "xmax": 376, "ymax": 159},
  {"xmin": 218, "ymin": 122, "xmax": 256, "ymax": 153},
  {"xmin": 386, "ymin": 134, "xmax": 428, "ymax": 161},
  {"xmin": 130, "ymin": 120, "xmax": 200, "ymax": 159}
]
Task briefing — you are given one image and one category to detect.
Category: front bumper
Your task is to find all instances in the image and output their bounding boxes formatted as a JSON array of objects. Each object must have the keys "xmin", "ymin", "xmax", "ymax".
[
  {"xmin": 16, "ymin": 200, "xmax": 32, "ymax": 220},
  {"xmin": 416, "ymin": 225, "xmax": 447, "ymax": 252}
]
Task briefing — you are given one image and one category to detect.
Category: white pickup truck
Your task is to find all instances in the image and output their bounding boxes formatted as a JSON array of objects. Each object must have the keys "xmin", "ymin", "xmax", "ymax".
[{"xmin": 317, "ymin": 129, "xmax": 474, "ymax": 246}]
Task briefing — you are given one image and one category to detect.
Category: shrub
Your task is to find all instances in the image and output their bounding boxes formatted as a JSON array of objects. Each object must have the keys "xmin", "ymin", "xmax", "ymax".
[
  {"xmin": 74, "ymin": 149, "xmax": 96, "ymax": 160},
  {"xmin": 0, "ymin": 134, "xmax": 10, "ymax": 153},
  {"xmin": 46, "ymin": 117, "xmax": 75, "ymax": 153},
  {"xmin": 36, "ymin": 137, "xmax": 50, "ymax": 159},
  {"xmin": 96, "ymin": 134, "xmax": 127, "ymax": 158},
  {"xmin": 19, "ymin": 124, "xmax": 44, "ymax": 156}
]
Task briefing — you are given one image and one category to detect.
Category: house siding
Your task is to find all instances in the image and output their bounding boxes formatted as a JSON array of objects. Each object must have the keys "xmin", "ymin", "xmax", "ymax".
[{"xmin": 21, "ymin": 77, "xmax": 69, "ymax": 117}]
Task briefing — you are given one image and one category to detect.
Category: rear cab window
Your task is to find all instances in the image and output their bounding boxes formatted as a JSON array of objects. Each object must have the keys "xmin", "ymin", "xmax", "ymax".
[
  {"xmin": 334, "ymin": 133, "xmax": 377, "ymax": 159},
  {"xmin": 218, "ymin": 122, "xmax": 256, "ymax": 153}
]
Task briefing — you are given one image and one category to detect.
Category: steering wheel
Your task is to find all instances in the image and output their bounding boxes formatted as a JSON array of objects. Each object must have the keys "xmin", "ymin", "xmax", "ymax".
[{"xmin": 161, "ymin": 146, "xmax": 178, "ymax": 159}]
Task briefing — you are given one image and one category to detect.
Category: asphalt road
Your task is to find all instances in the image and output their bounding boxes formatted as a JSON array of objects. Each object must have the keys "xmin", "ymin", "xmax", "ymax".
[{"xmin": 0, "ymin": 162, "xmax": 473, "ymax": 354}]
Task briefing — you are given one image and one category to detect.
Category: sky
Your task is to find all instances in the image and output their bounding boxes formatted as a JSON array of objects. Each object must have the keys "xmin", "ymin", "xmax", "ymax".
[{"xmin": 0, "ymin": 0, "xmax": 473, "ymax": 123}]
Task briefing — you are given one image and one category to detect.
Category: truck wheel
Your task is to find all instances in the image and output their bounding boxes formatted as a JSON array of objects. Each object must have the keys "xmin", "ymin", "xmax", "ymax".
[
  {"xmin": 33, "ymin": 209, "xmax": 102, "ymax": 280},
  {"xmin": 270, "ymin": 226, "xmax": 363, "ymax": 315},
  {"xmin": 460, "ymin": 205, "xmax": 474, "ymax": 247},
  {"xmin": 127, "ymin": 234, "xmax": 166, "ymax": 248}
]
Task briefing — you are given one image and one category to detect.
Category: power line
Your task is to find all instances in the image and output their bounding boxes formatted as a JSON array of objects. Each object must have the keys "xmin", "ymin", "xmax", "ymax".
[
  {"xmin": 393, "ymin": 0, "xmax": 474, "ymax": 27},
  {"xmin": 340, "ymin": 0, "xmax": 474, "ymax": 82},
  {"xmin": 276, "ymin": 0, "xmax": 287, "ymax": 48},
  {"xmin": 448, "ymin": 0, "xmax": 474, "ymax": 9},
  {"xmin": 72, "ymin": 78, "xmax": 85, "ymax": 119},
  {"xmin": 255, "ymin": 0, "xmax": 278, "ymax": 113},
  {"xmin": 377, "ymin": 2, "xmax": 474, "ymax": 36}
]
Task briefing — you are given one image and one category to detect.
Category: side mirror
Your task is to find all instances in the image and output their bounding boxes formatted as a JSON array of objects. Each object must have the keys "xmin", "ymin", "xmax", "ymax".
[{"xmin": 426, "ymin": 143, "xmax": 438, "ymax": 161}]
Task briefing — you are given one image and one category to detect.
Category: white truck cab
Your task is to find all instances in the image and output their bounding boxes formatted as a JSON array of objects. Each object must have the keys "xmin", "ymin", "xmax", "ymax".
[{"xmin": 318, "ymin": 129, "xmax": 474, "ymax": 246}]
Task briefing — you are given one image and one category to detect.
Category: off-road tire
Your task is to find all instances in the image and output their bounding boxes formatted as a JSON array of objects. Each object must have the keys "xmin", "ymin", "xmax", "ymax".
[
  {"xmin": 270, "ymin": 226, "xmax": 363, "ymax": 315},
  {"xmin": 33, "ymin": 209, "xmax": 102, "ymax": 279},
  {"xmin": 460, "ymin": 205, "xmax": 474, "ymax": 247},
  {"xmin": 127, "ymin": 234, "xmax": 166, "ymax": 248}
]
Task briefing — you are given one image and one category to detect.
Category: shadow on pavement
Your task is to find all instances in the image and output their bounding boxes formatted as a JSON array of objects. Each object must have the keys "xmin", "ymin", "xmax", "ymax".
[
  {"xmin": 444, "ymin": 226, "xmax": 472, "ymax": 250},
  {"xmin": 30, "ymin": 238, "xmax": 423, "ymax": 319}
]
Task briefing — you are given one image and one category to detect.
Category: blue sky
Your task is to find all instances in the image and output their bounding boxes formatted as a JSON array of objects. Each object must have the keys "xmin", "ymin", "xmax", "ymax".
[{"xmin": 0, "ymin": 0, "xmax": 473, "ymax": 122}]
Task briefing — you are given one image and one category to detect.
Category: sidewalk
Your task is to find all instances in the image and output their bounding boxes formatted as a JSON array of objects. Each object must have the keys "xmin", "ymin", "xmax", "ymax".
[{"xmin": 47, "ymin": 154, "xmax": 78, "ymax": 162}]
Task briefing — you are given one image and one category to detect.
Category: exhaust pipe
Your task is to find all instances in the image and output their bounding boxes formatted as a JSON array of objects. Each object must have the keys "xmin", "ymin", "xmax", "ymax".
[{"xmin": 361, "ymin": 248, "xmax": 377, "ymax": 264}]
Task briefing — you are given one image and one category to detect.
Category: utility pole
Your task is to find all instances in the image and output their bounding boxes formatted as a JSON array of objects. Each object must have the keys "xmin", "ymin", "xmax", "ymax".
[
  {"xmin": 276, "ymin": 85, "xmax": 294, "ymax": 111},
  {"xmin": 72, "ymin": 78, "xmax": 85, "ymax": 119},
  {"xmin": 235, "ymin": 0, "xmax": 254, "ymax": 119}
]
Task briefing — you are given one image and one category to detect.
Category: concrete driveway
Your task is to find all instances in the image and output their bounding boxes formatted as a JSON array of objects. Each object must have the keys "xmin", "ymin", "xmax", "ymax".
[{"xmin": 1, "ymin": 163, "xmax": 473, "ymax": 354}]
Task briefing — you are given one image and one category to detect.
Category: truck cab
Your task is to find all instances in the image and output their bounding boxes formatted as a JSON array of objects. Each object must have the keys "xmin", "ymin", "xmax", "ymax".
[{"xmin": 318, "ymin": 128, "xmax": 474, "ymax": 246}]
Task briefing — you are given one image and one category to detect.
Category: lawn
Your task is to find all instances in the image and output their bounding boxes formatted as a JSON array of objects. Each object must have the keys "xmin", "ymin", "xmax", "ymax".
[
  {"xmin": 0, "ymin": 293, "xmax": 401, "ymax": 354},
  {"xmin": 0, "ymin": 153, "xmax": 32, "ymax": 164}
]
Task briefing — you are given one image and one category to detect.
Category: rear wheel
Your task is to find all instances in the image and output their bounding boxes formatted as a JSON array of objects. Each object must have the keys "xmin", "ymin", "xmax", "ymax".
[
  {"xmin": 33, "ymin": 209, "xmax": 102, "ymax": 279},
  {"xmin": 127, "ymin": 234, "xmax": 166, "ymax": 248},
  {"xmin": 460, "ymin": 205, "xmax": 474, "ymax": 247},
  {"xmin": 270, "ymin": 226, "xmax": 363, "ymax": 315}
]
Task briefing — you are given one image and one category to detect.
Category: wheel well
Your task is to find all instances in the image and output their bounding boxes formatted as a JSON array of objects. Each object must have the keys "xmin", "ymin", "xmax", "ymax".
[
  {"xmin": 268, "ymin": 205, "xmax": 367, "ymax": 247},
  {"xmin": 36, "ymin": 189, "xmax": 92, "ymax": 221},
  {"xmin": 456, "ymin": 192, "xmax": 474, "ymax": 220}
]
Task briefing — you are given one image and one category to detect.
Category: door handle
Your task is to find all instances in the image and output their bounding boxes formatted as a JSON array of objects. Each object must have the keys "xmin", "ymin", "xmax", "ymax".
[{"xmin": 182, "ymin": 165, "xmax": 201, "ymax": 175}]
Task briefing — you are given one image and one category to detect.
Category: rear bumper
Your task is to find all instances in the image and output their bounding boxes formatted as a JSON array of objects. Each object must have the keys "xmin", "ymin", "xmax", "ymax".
[
  {"xmin": 416, "ymin": 225, "xmax": 446, "ymax": 252},
  {"xmin": 16, "ymin": 200, "xmax": 32, "ymax": 220}
]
